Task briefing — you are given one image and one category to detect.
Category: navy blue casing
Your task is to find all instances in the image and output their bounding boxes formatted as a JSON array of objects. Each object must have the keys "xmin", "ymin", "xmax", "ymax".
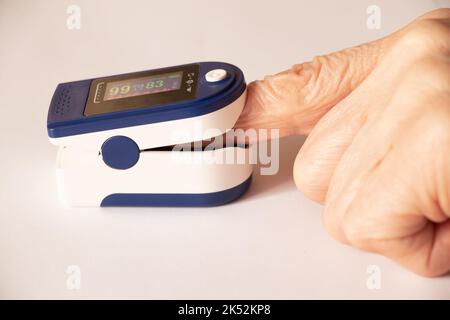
[
  {"xmin": 47, "ymin": 62, "xmax": 246, "ymax": 138},
  {"xmin": 100, "ymin": 175, "xmax": 252, "ymax": 207}
]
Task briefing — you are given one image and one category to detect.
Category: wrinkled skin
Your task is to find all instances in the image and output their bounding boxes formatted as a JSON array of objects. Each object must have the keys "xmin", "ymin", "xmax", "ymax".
[{"xmin": 235, "ymin": 9, "xmax": 450, "ymax": 277}]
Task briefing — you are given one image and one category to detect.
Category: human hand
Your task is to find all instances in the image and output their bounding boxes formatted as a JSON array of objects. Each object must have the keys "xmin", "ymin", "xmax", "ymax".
[{"xmin": 235, "ymin": 9, "xmax": 450, "ymax": 276}]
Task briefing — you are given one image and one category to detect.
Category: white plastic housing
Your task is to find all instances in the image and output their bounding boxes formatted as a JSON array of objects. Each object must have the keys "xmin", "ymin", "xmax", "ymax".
[
  {"xmin": 56, "ymin": 146, "xmax": 253, "ymax": 207},
  {"xmin": 51, "ymin": 90, "xmax": 253, "ymax": 207}
]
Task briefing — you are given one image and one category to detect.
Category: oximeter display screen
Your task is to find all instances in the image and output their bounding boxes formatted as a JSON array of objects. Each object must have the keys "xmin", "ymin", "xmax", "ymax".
[
  {"xmin": 84, "ymin": 64, "xmax": 199, "ymax": 116},
  {"xmin": 103, "ymin": 71, "xmax": 183, "ymax": 101}
]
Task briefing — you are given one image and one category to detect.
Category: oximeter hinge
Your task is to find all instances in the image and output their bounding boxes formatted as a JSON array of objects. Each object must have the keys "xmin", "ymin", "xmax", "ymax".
[{"xmin": 101, "ymin": 136, "xmax": 140, "ymax": 170}]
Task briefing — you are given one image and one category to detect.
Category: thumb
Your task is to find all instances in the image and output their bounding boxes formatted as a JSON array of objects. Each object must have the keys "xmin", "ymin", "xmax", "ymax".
[{"xmin": 234, "ymin": 39, "xmax": 387, "ymax": 138}]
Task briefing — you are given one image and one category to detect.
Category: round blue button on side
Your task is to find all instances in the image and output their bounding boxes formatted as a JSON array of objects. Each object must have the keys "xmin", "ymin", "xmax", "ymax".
[{"xmin": 101, "ymin": 136, "xmax": 140, "ymax": 170}]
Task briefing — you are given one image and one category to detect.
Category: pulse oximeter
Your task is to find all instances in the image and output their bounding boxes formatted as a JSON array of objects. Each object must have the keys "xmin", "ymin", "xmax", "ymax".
[{"xmin": 47, "ymin": 62, "xmax": 253, "ymax": 207}]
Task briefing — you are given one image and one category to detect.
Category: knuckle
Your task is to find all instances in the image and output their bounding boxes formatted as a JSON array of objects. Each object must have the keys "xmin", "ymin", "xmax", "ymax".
[
  {"xmin": 404, "ymin": 60, "xmax": 450, "ymax": 135},
  {"xmin": 392, "ymin": 58, "xmax": 450, "ymax": 125},
  {"xmin": 425, "ymin": 107, "xmax": 450, "ymax": 145},
  {"xmin": 407, "ymin": 57, "xmax": 450, "ymax": 89},
  {"xmin": 397, "ymin": 18, "xmax": 450, "ymax": 56}
]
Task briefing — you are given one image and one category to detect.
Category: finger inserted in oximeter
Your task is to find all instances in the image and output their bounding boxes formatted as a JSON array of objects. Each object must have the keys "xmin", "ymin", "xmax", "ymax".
[{"xmin": 47, "ymin": 62, "xmax": 252, "ymax": 207}]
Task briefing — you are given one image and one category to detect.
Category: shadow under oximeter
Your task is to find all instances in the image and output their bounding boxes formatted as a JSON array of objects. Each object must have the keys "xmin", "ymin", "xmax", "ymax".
[{"xmin": 47, "ymin": 62, "xmax": 252, "ymax": 207}]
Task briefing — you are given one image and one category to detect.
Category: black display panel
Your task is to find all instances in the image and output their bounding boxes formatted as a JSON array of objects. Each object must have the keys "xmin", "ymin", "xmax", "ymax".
[
  {"xmin": 84, "ymin": 64, "xmax": 199, "ymax": 116},
  {"xmin": 103, "ymin": 71, "xmax": 183, "ymax": 101}
]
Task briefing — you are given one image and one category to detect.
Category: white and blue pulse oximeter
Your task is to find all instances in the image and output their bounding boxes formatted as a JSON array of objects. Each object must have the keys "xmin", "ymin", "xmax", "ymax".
[{"xmin": 47, "ymin": 62, "xmax": 253, "ymax": 207}]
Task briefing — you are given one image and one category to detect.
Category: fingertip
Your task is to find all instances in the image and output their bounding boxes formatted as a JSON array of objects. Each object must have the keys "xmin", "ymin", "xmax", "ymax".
[
  {"xmin": 293, "ymin": 148, "xmax": 327, "ymax": 204},
  {"xmin": 321, "ymin": 202, "xmax": 351, "ymax": 245}
]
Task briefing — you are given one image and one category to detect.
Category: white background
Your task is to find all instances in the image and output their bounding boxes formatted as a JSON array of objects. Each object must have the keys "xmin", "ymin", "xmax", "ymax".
[{"xmin": 1, "ymin": 0, "xmax": 449, "ymax": 299}]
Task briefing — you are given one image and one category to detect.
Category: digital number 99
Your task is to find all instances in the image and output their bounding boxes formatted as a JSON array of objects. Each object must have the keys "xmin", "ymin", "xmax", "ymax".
[{"xmin": 109, "ymin": 85, "xmax": 130, "ymax": 96}]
